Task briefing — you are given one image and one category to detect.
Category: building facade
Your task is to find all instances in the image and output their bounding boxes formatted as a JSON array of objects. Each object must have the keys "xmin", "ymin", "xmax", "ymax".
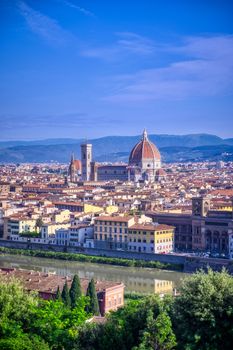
[
  {"xmin": 69, "ymin": 129, "xmax": 163, "ymax": 183},
  {"xmin": 128, "ymin": 129, "xmax": 162, "ymax": 182},
  {"xmin": 81, "ymin": 143, "xmax": 92, "ymax": 181},
  {"xmin": 94, "ymin": 214, "xmax": 174, "ymax": 253},
  {"xmin": 128, "ymin": 223, "xmax": 174, "ymax": 254},
  {"xmin": 147, "ymin": 197, "xmax": 233, "ymax": 257}
]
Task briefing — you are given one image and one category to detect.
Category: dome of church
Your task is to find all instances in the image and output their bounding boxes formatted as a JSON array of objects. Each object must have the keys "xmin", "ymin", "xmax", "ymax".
[
  {"xmin": 129, "ymin": 129, "xmax": 161, "ymax": 165},
  {"xmin": 69, "ymin": 153, "xmax": 82, "ymax": 171},
  {"xmin": 72, "ymin": 159, "xmax": 82, "ymax": 170}
]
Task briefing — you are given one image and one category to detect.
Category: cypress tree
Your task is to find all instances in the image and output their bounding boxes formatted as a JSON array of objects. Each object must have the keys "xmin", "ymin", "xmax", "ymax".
[
  {"xmin": 61, "ymin": 281, "xmax": 71, "ymax": 307},
  {"xmin": 86, "ymin": 278, "xmax": 100, "ymax": 315},
  {"xmin": 55, "ymin": 286, "xmax": 62, "ymax": 301},
  {"xmin": 70, "ymin": 274, "xmax": 82, "ymax": 308}
]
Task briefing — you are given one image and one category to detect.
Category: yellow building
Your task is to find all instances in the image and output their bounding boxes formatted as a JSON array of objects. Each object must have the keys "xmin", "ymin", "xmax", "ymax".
[
  {"xmin": 53, "ymin": 210, "xmax": 70, "ymax": 223},
  {"xmin": 41, "ymin": 222, "xmax": 70, "ymax": 239},
  {"xmin": 3, "ymin": 216, "xmax": 37, "ymax": 238},
  {"xmin": 128, "ymin": 223, "xmax": 174, "ymax": 254},
  {"xmin": 94, "ymin": 215, "xmax": 135, "ymax": 250}
]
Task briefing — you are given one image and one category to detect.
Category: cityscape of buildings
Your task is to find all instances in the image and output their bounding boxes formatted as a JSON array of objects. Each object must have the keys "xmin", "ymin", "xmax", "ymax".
[{"xmin": 0, "ymin": 130, "xmax": 232, "ymax": 259}]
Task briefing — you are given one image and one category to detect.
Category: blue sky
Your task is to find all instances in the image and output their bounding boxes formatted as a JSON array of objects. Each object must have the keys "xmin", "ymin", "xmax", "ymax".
[{"xmin": 0, "ymin": 0, "xmax": 233, "ymax": 140}]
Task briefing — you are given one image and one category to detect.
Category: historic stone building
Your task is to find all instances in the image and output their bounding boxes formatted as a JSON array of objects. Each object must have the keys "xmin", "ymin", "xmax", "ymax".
[
  {"xmin": 128, "ymin": 129, "xmax": 162, "ymax": 182},
  {"xmin": 147, "ymin": 197, "xmax": 233, "ymax": 256},
  {"xmin": 68, "ymin": 153, "xmax": 82, "ymax": 182},
  {"xmin": 81, "ymin": 143, "xmax": 92, "ymax": 181},
  {"xmin": 69, "ymin": 129, "xmax": 163, "ymax": 183}
]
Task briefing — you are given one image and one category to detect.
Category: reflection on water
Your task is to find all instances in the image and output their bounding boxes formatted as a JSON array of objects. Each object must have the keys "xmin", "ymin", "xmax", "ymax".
[{"xmin": 0, "ymin": 254, "xmax": 186, "ymax": 294}]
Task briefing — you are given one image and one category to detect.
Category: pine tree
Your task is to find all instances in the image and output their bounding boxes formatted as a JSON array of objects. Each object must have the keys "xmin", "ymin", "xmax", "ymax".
[
  {"xmin": 86, "ymin": 278, "xmax": 100, "ymax": 316},
  {"xmin": 61, "ymin": 281, "xmax": 71, "ymax": 307},
  {"xmin": 69, "ymin": 274, "xmax": 82, "ymax": 308},
  {"xmin": 55, "ymin": 286, "xmax": 62, "ymax": 301}
]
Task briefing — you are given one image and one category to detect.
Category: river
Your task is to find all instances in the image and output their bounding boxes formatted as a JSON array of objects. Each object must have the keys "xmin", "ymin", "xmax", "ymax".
[{"xmin": 0, "ymin": 254, "xmax": 187, "ymax": 294}]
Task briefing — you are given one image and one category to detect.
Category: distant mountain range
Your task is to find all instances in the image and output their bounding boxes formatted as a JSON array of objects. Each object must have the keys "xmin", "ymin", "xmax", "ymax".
[{"xmin": 0, "ymin": 134, "xmax": 233, "ymax": 163}]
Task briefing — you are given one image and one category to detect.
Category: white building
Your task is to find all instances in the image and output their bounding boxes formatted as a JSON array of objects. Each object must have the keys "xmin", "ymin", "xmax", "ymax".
[{"xmin": 55, "ymin": 224, "xmax": 94, "ymax": 247}]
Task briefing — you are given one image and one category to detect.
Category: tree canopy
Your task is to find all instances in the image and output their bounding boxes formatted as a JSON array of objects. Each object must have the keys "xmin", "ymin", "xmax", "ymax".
[
  {"xmin": 1, "ymin": 269, "xmax": 233, "ymax": 350},
  {"xmin": 86, "ymin": 278, "xmax": 100, "ymax": 316},
  {"xmin": 70, "ymin": 274, "xmax": 82, "ymax": 308},
  {"xmin": 172, "ymin": 268, "xmax": 233, "ymax": 350},
  {"xmin": 61, "ymin": 281, "xmax": 71, "ymax": 307}
]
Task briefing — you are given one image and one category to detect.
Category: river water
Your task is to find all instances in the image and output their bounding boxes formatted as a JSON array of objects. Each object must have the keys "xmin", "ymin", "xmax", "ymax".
[{"xmin": 0, "ymin": 254, "xmax": 187, "ymax": 294}]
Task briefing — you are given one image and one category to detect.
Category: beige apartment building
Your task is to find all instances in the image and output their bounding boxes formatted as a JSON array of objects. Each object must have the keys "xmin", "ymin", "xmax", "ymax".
[
  {"xmin": 4, "ymin": 216, "xmax": 37, "ymax": 238},
  {"xmin": 128, "ymin": 223, "xmax": 174, "ymax": 254},
  {"xmin": 94, "ymin": 215, "xmax": 134, "ymax": 250},
  {"xmin": 94, "ymin": 214, "xmax": 174, "ymax": 253}
]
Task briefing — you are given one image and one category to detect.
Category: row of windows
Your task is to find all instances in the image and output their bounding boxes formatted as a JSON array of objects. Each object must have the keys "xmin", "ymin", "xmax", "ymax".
[
  {"xmin": 128, "ymin": 230, "xmax": 154, "ymax": 235},
  {"xmin": 128, "ymin": 230, "xmax": 172, "ymax": 235},
  {"xmin": 107, "ymin": 295, "xmax": 122, "ymax": 307},
  {"xmin": 96, "ymin": 222, "xmax": 126, "ymax": 227},
  {"xmin": 96, "ymin": 234, "xmax": 127, "ymax": 242},
  {"xmin": 157, "ymin": 238, "xmax": 173, "ymax": 243},
  {"xmin": 96, "ymin": 227, "xmax": 126, "ymax": 234},
  {"xmin": 129, "ymin": 246, "xmax": 154, "ymax": 252},
  {"xmin": 129, "ymin": 238, "xmax": 154, "ymax": 243},
  {"xmin": 156, "ymin": 245, "xmax": 173, "ymax": 251}
]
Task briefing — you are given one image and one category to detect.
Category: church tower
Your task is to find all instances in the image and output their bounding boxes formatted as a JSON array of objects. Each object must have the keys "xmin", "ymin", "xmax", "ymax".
[
  {"xmin": 70, "ymin": 153, "xmax": 76, "ymax": 182},
  {"xmin": 81, "ymin": 143, "xmax": 92, "ymax": 181}
]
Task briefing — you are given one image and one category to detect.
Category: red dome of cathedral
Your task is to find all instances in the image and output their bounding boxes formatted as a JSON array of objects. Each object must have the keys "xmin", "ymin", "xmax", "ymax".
[
  {"xmin": 69, "ymin": 154, "xmax": 82, "ymax": 171},
  {"xmin": 72, "ymin": 159, "xmax": 82, "ymax": 171},
  {"xmin": 129, "ymin": 129, "xmax": 161, "ymax": 165}
]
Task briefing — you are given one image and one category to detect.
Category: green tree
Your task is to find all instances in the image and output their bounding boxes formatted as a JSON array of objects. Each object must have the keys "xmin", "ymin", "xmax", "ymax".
[
  {"xmin": 55, "ymin": 286, "xmax": 62, "ymax": 301},
  {"xmin": 0, "ymin": 334, "xmax": 49, "ymax": 350},
  {"xmin": 0, "ymin": 277, "xmax": 37, "ymax": 338},
  {"xmin": 30, "ymin": 299, "xmax": 88, "ymax": 349},
  {"xmin": 61, "ymin": 281, "xmax": 71, "ymax": 307},
  {"xmin": 70, "ymin": 274, "xmax": 82, "ymax": 308},
  {"xmin": 83, "ymin": 295, "xmax": 162, "ymax": 350},
  {"xmin": 135, "ymin": 309, "xmax": 176, "ymax": 350},
  {"xmin": 86, "ymin": 278, "xmax": 100, "ymax": 316},
  {"xmin": 172, "ymin": 269, "xmax": 233, "ymax": 350},
  {"xmin": 35, "ymin": 217, "xmax": 43, "ymax": 230}
]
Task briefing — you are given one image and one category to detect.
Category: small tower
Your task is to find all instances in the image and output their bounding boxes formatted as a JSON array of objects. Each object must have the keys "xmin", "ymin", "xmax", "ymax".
[
  {"xmin": 192, "ymin": 197, "xmax": 210, "ymax": 217},
  {"xmin": 69, "ymin": 153, "xmax": 76, "ymax": 182},
  {"xmin": 81, "ymin": 143, "xmax": 92, "ymax": 181}
]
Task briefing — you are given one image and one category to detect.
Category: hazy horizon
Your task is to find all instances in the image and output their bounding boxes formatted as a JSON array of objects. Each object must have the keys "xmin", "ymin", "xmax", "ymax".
[{"xmin": 1, "ymin": 131, "xmax": 233, "ymax": 143}]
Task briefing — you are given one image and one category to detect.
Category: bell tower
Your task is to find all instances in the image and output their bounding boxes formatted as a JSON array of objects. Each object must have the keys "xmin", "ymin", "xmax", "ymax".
[
  {"xmin": 192, "ymin": 197, "xmax": 210, "ymax": 217},
  {"xmin": 81, "ymin": 143, "xmax": 92, "ymax": 181}
]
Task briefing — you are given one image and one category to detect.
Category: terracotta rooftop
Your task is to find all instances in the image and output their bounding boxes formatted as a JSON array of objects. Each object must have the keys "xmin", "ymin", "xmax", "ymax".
[
  {"xmin": 129, "ymin": 223, "xmax": 175, "ymax": 231},
  {"xmin": 0, "ymin": 268, "xmax": 124, "ymax": 295},
  {"xmin": 94, "ymin": 215, "xmax": 133, "ymax": 223}
]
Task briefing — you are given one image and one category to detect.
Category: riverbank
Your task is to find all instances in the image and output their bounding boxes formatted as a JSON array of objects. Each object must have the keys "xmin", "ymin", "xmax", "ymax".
[{"xmin": 0, "ymin": 246, "xmax": 183, "ymax": 271}]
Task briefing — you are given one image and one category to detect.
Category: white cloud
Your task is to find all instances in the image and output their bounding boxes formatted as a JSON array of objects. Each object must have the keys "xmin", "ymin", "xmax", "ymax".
[
  {"xmin": 18, "ymin": 1, "xmax": 72, "ymax": 45},
  {"xmin": 103, "ymin": 35, "xmax": 233, "ymax": 101},
  {"xmin": 61, "ymin": 0, "xmax": 95, "ymax": 17},
  {"xmin": 81, "ymin": 32, "xmax": 156, "ymax": 60}
]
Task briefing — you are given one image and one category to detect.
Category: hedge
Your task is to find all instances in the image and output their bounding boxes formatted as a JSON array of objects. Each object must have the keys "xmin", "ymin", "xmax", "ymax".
[{"xmin": 0, "ymin": 246, "xmax": 184, "ymax": 271}]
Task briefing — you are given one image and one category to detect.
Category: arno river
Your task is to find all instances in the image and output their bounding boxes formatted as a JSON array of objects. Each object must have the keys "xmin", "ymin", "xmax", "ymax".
[{"xmin": 0, "ymin": 254, "xmax": 187, "ymax": 294}]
